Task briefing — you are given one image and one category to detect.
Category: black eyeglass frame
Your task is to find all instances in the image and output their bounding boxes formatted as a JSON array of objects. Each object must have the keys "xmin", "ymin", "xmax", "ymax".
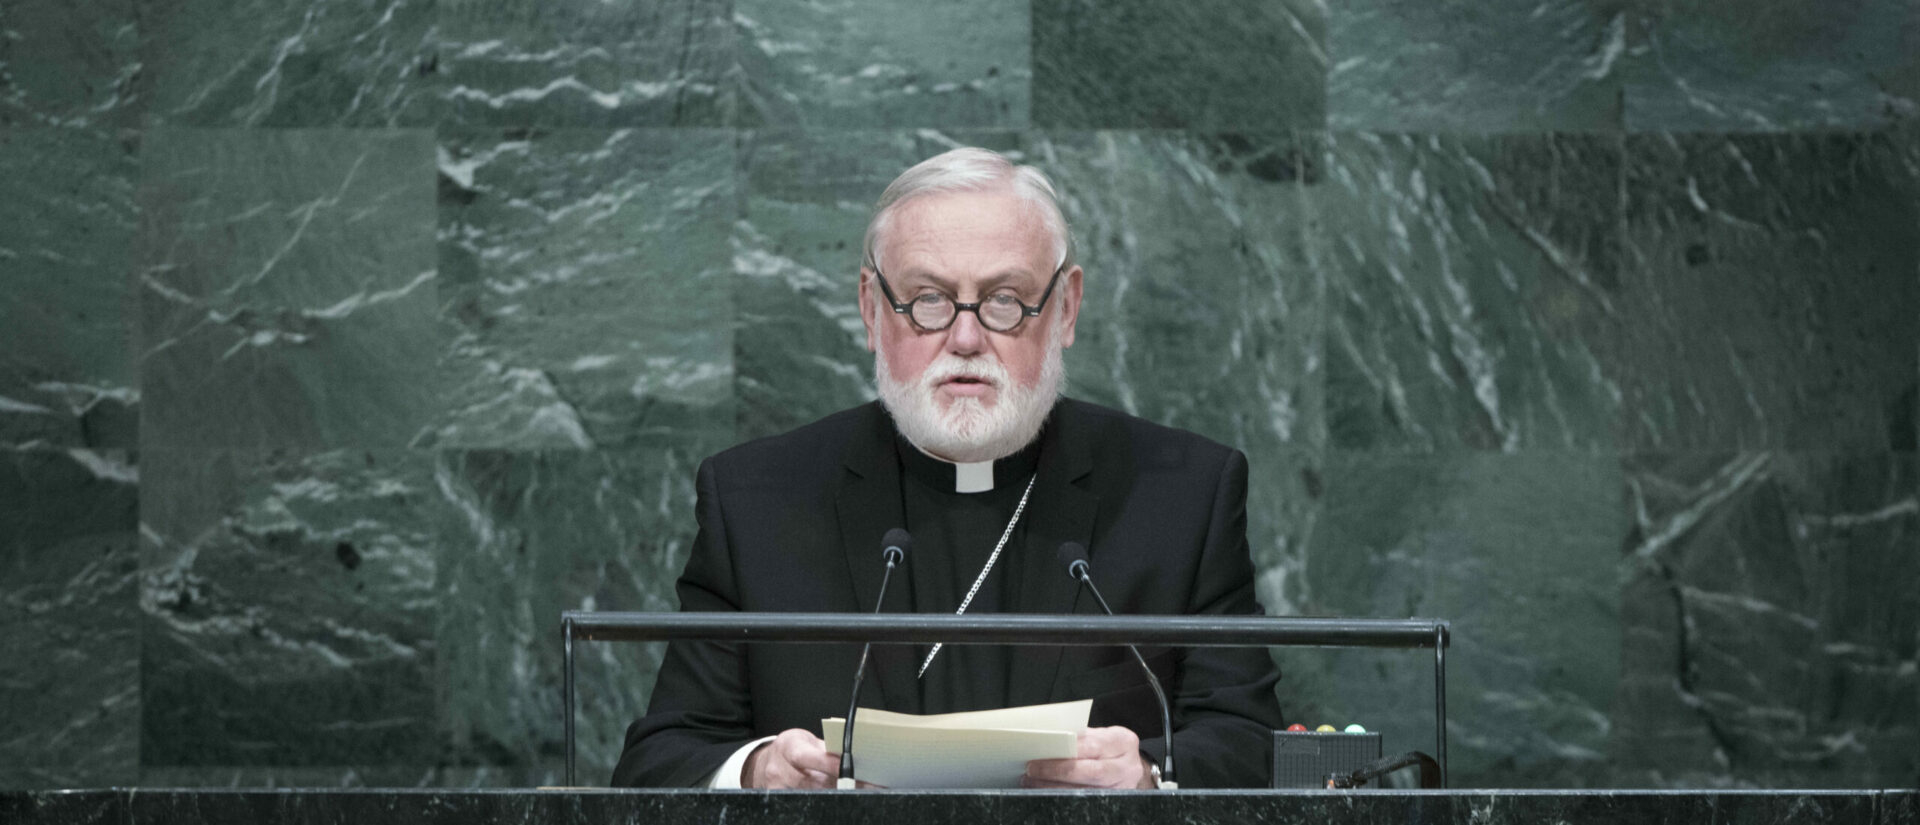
[{"xmin": 868, "ymin": 263, "xmax": 1067, "ymax": 333}]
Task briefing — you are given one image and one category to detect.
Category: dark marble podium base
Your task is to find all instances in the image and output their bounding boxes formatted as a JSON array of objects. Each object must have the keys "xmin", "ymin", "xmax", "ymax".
[{"xmin": 3, "ymin": 789, "xmax": 1914, "ymax": 825}]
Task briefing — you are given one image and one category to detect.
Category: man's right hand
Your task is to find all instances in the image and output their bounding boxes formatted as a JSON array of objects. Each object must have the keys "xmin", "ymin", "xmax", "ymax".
[{"xmin": 742, "ymin": 728, "xmax": 839, "ymax": 789}]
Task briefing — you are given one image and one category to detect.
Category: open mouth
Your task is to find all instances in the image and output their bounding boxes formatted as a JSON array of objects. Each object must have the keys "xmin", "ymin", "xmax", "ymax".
[{"xmin": 939, "ymin": 374, "xmax": 996, "ymax": 395}]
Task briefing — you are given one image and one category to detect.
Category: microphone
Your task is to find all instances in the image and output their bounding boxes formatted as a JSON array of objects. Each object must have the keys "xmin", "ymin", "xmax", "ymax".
[
  {"xmin": 1057, "ymin": 541, "xmax": 1177, "ymax": 789},
  {"xmin": 839, "ymin": 528, "xmax": 912, "ymax": 789}
]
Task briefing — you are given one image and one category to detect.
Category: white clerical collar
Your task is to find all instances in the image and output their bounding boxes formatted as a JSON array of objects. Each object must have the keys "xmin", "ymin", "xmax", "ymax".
[
  {"xmin": 896, "ymin": 430, "xmax": 1045, "ymax": 495},
  {"xmin": 954, "ymin": 460, "xmax": 994, "ymax": 494},
  {"xmin": 901, "ymin": 443, "xmax": 1000, "ymax": 493}
]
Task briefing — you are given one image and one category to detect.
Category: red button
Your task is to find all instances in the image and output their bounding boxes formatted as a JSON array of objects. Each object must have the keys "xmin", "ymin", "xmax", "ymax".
[{"xmin": 1285, "ymin": 723, "xmax": 1307, "ymax": 732}]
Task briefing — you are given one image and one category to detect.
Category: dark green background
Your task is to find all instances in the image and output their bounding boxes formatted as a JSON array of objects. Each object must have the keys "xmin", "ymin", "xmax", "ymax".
[{"xmin": 2, "ymin": 0, "xmax": 1915, "ymax": 790}]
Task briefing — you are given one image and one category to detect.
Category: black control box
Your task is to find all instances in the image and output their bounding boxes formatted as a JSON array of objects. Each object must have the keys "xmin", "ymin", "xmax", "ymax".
[{"xmin": 1271, "ymin": 730, "xmax": 1383, "ymax": 788}]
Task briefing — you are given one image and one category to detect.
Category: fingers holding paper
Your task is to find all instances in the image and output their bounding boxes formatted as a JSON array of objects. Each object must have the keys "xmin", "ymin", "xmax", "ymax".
[
  {"xmin": 744, "ymin": 728, "xmax": 840, "ymax": 789},
  {"xmin": 1021, "ymin": 726, "xmax": 1156, "ymax": 789}
]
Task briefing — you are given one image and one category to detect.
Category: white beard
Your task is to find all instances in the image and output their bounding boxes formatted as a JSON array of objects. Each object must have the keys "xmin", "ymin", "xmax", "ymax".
[{"xmin": 875, "ymin": 321, "xmax": 1066, "ymax": 464}]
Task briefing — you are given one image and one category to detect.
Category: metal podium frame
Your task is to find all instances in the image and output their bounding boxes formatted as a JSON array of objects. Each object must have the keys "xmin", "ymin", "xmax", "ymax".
[{"xmin": 560, "ymin": 612, "xmax": 1451, "ymax": 788}]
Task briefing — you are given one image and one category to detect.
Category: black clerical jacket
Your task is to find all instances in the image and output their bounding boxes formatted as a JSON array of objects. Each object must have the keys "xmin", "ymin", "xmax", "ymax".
[{"xmin": 612, "ymin": 398, "xmax": 1285, "ymax": 788}]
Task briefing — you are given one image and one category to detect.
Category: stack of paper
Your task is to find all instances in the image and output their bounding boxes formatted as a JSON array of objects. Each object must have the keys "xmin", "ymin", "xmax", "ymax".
[{"xmin": 821, "ymin": 699, "xmax": 1091, "ymax": 788}]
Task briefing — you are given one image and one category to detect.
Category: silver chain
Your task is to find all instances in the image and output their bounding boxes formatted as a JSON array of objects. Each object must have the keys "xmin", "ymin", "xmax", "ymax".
[{"xmin": 918, "ymin": 473, "xmax": 1037, "ymax": 678}]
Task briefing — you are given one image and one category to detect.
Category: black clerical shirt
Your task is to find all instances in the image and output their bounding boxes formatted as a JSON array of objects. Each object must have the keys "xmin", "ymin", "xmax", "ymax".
[{"xmin": 895, "ymin": 433, "xmax": 1044, "ymax": 714}]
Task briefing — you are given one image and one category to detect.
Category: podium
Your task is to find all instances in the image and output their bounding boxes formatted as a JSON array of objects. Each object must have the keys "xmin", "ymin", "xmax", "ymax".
[{"xmin": 562, "ymin": 611, "xmax": 1452, "ymax": 787}]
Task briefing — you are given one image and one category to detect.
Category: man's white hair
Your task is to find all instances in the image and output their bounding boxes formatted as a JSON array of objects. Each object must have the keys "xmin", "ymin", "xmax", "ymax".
[{"xmin": 862, "ymin": 147, "xmax": 1075, "ymax": 275}]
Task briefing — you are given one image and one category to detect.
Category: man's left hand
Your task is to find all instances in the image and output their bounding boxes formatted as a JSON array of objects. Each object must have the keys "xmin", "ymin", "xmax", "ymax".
[{"xmin": 1021, "ymin": 726, "xmax": 1155, "ymax": 789}]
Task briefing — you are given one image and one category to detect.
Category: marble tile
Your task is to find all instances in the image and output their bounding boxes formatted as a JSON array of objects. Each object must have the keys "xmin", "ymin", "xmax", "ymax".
[
  {"xmin": 0, "ymin": 129, "xmax": 139, "ymax": 449},
  {"xmin": 0, "ymin": 0, "xmax": 141, "ymax": 128},
  {"xmin": 1625, "ymin": 0, "xmax": 1920, "ymax": 131},
  {"xmin": 433, "ymin": 448, "xmax": 699, "ymax": 782},
  {"xmin": 1615, "ymin": 133, "xmax": 1919, "ymax": 451},
  {"xmin": 138, "ymin": 0, "xmax": 435, "ymax": 127},
  {"xmin": 0, "ymin": 450, "xmax": 140, "ymax": 789},
  {"xmin": 1611, "ymin": 452, "xmax": 1918, "ymax": 788},
  {"xmin": 1319, "ymin": 133, "xmax": 1623, "ymax": 452},
  {"xmin": 1032, "ymin": 0, "xmax": 1326, "ymax": 129},
  {"xmin": 435, "ymin": 0, "xmax": 736, "ymax": 127},
  {"xmin": 139, "ymin": 448, "xmax": 443, "ymax": 767},
  {"xmin": 1329, "ymin": 0, "xmax": 1625, "ymax": 132},
  {"xmin": 735, "ymin": 0, "xmax": 1030, "ymax": 128},
  {"xmin": 1311, "ymin": 451, "xmax": 1626, "ymax": 787},
  {"xmin": 428, "ymin": 128, "xmax": 736, "ymax": 452},
  {"xmin": 137, "ymin": 129, "xmax": 443, "ymax": 450}
]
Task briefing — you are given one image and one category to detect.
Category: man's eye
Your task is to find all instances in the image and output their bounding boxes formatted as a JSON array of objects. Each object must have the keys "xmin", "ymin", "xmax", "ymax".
[
  {"xmin": 985, "ymin": 292, "xmax": 1022, "ymax": 307},
  {"xmin": 910, "ymin": 293, "xmax": 948, "ymax": 306}
]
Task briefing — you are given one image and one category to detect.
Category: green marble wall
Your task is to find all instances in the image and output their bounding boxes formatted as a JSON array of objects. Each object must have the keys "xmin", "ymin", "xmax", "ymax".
[{"xmin": 1, "ymin": 0, "xmax": 1915, "ymax": 791}]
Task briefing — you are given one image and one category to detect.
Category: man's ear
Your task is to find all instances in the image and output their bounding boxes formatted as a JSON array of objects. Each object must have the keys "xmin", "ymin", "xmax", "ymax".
[
  {"xmin": 858, "ymin": 268, "xmax": 878, "ymax": 352},
  {"xmin": 1056, "ymin": 265, "xmax": 1084, "ymax": 349}
]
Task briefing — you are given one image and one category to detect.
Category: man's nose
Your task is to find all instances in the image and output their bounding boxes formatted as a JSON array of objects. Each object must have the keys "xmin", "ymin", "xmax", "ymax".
[{"xmin": 944, "ymin": 307, "xmax": 985, "ymax": 355}]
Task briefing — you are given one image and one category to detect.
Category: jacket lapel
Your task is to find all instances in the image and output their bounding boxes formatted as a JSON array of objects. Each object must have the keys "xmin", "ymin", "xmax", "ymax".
[
  {"xmin": 834, "ymin": 403, "xmax": 921, "ymax": 713},
  {"xmin": 1007, "ymin": 402, "xmax": 1099, "ymax": 708}
]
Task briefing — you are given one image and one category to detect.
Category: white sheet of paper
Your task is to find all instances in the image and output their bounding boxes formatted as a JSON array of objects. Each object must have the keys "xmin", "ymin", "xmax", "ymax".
[{"xmin": 822, "ymin": 699, "xmax": 1091, "ymax": 789}]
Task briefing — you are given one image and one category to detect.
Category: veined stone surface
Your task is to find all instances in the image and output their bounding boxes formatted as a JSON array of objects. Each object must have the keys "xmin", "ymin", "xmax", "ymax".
[
  {"xmin": 1615, "ymin": 132, "xmax": 1918, "ymax": 451},
  {"xmin": 1319, "ymin": 133, "xmax": 1622, "ymax": 452},
  {"xmin": 0, "ymin": 129, "xmax": 139, "ymax": 449},
  {"xmin": 137, "ymin": 129, "xmax": 443, "ymax": 450},
  {"xmin": 429, "ymin": 128, "xmax": 736, "ymax": 452},
  {"xmin": 139, "ymin": 449, "xmax": 443, "ymax": 768},
  {"xmin": 0, "ymin": 449, "xmax": 140, "ymax": 788},
  {"xmin": 0, "ymin": 0, "xmax": 142, "ymax": 128},
  {"xmin": 135, "ymin": 444, "xmax": 695, "ymax": 781},
  {"xmin": 1329, "ymin": 0, "xmax": 1625, "ymax": 131},
  {"xmin": 1312, "ymin": 451, "xmax": 1625, "ymax": 787},
  {"xmin": 735, "ymin": 0, "xmax": 1030, "ymax": 128},
  {"xmin": 433, "ymin": 448, "xmax": 697, "ymax": 783},
  {"xmin": 438, "ymin": 0, "xmax": 1032, "ymax": 129},
  {"xmin": 1613, "ymin": 452, "xmax": 1918, "ymax": 788},
  {"xmin": 1625, "ymin": 0, "xmax": 1920, "ymax": 131},
  {"xmin": 139, "ymin": 0, "xmax": 435, "ymax": 127},
  {"xmin": 436, "ymin": 0, "xmax": 736, "ymax": 128},
  {"xmin": 1033, "ymin": 0, "xmax": 1326, "ymax": 129}
]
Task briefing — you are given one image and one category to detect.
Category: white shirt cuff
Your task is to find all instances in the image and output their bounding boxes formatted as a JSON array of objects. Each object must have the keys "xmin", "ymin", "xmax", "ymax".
[{"xmin": 704, "ymin": 736, "xmax": 777, "ymax": 789}]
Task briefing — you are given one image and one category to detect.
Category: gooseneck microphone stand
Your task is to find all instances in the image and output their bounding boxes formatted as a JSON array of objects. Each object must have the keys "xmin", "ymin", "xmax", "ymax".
[
  {"xmin": 839, "ymin": 528, "xmax": 912, "ymax": 789},
  {"xmin": 1058, "ymin": 541, "xmax": 1177, "ymax": 789}
]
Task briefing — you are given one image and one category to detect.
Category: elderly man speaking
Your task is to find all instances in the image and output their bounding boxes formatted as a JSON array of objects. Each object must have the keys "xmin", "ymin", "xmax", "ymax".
[{"xmin": 612, "ymin": 147, "xmax": 1283, "ymax": 790}]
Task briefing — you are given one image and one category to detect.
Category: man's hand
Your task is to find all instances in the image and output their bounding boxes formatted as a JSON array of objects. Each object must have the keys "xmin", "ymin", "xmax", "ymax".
[
  {"xmin": 742, "ymin": 728, "xmax": 839, "ymax": 789},
  {"xmin": 1022, "ymin": 726, "xmax": 1156, "ymax": 789}
]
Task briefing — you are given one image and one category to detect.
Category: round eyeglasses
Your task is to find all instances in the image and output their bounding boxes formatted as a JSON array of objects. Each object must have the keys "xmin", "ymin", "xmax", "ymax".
[{"xmin": 870, "ymin": 264, "xmax": 1065, "ymax": 333}]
